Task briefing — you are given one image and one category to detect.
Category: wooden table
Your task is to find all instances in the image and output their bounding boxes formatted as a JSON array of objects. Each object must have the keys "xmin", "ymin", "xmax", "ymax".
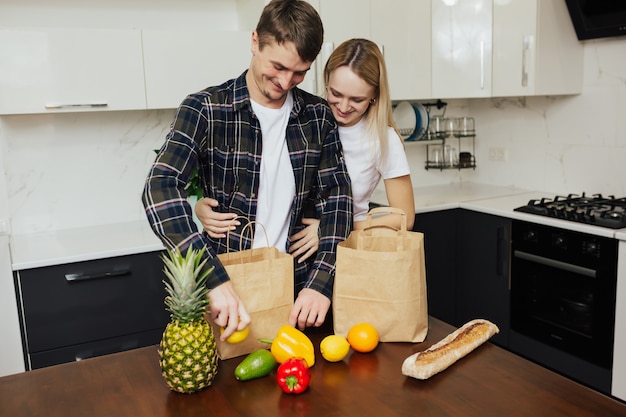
[{"xmin": 1, "ymin": 317, "xmax": 625, "ymax": 417}]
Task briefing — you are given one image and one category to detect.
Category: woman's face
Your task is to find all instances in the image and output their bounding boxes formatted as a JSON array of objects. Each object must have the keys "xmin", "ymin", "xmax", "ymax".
[{"xmin": 326, "ymin": 66, "xmax": 376, "ymax": 127}]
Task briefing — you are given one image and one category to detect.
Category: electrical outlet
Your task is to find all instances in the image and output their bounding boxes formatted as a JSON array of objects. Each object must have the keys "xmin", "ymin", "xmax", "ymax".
[{"xmin": 488, "ymin": 147, "xmax": 508, "ymax": 162}]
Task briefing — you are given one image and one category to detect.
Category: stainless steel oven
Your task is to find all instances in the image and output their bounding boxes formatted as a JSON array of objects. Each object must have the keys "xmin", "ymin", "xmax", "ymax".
[{"xmin": 510, "ymin": 219, "xmax": 618, "ymax": 394}]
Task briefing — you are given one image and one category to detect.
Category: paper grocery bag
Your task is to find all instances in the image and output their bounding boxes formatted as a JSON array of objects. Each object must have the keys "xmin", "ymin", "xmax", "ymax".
[
  {"xmin": 333, "ymin": 207, "xmax": 428, "ymax": 343},
  {"xmin": 211, "ymin": 220, "xmax": 294, "ymax": 359}
]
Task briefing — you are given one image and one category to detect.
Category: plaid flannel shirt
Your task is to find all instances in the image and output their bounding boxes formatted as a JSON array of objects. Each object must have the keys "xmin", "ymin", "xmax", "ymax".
[{"xmin": 142, "ymin": 71, "xmax": 353, "ymax": 298}]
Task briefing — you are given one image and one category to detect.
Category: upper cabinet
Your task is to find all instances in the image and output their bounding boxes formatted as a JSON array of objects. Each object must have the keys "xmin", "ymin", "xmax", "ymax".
[
  {"xmin": 371, "ymin": 1, "xmax": 431, "ymax": 101},
  {"xmin": 0, "ymin": 28, "xmax": 146, "ymax": 115},
  {"xmin": 432, "ymin": 0, "xmax": 583, "ymax": 99},
  {"xmin": 317, "ymin": 0, "xmax": 431, "ymax": 101},
  {"xmin": 432, "ymin": 0, "xmax": 493, "ymax": 99},
  {"xmin": 0, "ymin": 0, "xmax": 584, "ymax": 115},
  {"xmin": 142, "ymin": 30, "xmax": 251, "ymax": 110},
  {"xmin": 492, "ymin": 0, "xmax": 583, "ymax": 97}
]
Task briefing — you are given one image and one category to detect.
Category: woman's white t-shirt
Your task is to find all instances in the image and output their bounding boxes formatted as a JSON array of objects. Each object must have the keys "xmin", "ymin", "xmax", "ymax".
[{"xmin": 339, "ymin": 118, "xmax": 411, "ymax": 221}]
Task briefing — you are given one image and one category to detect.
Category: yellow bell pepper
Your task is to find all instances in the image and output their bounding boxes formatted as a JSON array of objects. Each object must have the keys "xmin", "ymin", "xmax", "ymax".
[{"xmin": 259, "ymin": 325, "xmax": 315, "ymax": 367}]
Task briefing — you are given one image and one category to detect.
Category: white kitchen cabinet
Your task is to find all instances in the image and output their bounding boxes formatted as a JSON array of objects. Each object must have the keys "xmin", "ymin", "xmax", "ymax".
[
  {"xmin": 0, "ymin": 28, "xmax": 146, "ymax": 115},
  {"xmin": 318, "ymin": 0, "xmax": 370, "ymax": 46},
  {"xmin": 492, "ymin": 0, "xmax": 583, "ymax": 97},
  {"xmin": 142, "ymin": 30, "xmax": 252, "ymax": 110},
  {"xmin": 317, "ymin": 0, "xmax": 431, "ymax": 101},
  {"xmin": 431, "ymin": 0, "xmax": 493, "ymax": 99},
  {"xmin": 371, "ymin": 0, "xmax": 431, "ymax": 100}
]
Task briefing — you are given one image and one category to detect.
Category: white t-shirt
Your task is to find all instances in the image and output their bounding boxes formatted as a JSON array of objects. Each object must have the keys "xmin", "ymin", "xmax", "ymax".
[
  {"xmin": 339, "ymin": 118, "xmax": 411, "ymax": 221},
  {"xmin": 250, "ymin": 93, "xmax": 296, "ymax": 251}
]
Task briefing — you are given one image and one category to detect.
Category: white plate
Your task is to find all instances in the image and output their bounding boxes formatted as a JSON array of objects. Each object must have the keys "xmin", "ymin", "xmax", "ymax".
[{"xmin": 393, "ymin": 101, "xmax": 416, "ymax": 139}]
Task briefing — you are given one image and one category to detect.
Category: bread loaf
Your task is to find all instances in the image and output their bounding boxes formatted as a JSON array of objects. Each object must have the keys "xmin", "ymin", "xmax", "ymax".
[{"xmin": 402, "ymin": 319, "xmax": 499, "ymax": 380}]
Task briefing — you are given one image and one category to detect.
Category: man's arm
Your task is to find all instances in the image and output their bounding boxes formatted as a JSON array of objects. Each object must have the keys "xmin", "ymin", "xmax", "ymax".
[
  {"xmin": 141, "ymin": 95, "xmax": 249, "ymax": 339},
  {"xmin": 290, "ymin": 122, "xmax": 353, "ymax": 328}
]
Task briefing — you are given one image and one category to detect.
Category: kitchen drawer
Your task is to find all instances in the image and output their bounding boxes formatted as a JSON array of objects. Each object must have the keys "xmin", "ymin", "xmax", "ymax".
[
  {"xmin": 15, "ymin": 251, "xmax": 169, "ymax": 359},
  {"xmin": 29, "ymin": 329, "xmax": 163, "ymax": 370}
]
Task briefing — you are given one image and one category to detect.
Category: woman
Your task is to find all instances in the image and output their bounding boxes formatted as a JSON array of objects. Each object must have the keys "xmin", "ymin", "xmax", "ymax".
[
  {"xmin": 195, "ymin": 38, "xmax": 414, "ymax": 261},
  {"xmin": 323, "ymin": 38, "xmax": 414, "ymax": 231}
]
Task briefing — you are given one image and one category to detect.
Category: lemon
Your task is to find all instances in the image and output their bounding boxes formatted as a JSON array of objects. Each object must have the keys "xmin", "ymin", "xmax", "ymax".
[
  {"xmin": 220, "ymin": 326, "xmax": 250, "ymax": 344},
  {"xmin": 320, "ymin": 335, "xmax": 351, "ymax": 362}
]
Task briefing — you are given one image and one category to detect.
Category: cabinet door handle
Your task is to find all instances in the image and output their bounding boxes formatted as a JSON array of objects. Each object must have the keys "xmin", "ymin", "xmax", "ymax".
[
  {"xmin": 496, "ymin": 226, "xmax": 505, "ymax": 276},
  {"xmin": 45, "ymin": 102, "xmax": 108, "ymax": 109},
  {"xmin": 480, "ymin": 40, "xmax": 485, "ymax": 90},
  {"xmin": 521, "ymin": 35, "xmax": 534, "ymax": 87},
  {"xmin": 65, "ymin": 267, "xmax": 131, "ymax": 282},
  {"xmin": 514, "ymin": 250, "xmax": 596, "ymax": 278}
]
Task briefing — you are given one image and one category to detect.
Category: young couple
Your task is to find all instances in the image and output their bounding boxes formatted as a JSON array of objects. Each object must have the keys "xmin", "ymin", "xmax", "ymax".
[{"xmin": 142, "ymin": 0, "xmax": 414, "ymax": 341}]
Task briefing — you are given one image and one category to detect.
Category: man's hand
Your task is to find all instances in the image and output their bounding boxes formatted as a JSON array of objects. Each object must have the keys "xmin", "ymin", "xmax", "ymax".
[
  {"xmin": 288, "ymin": 288, "xmax": 330, "ymax": 330},
  {"xmin": 289, "ymin": 218, "xmax": 320, "ymax": 263},
  {"xmin": 194, "ymin": 198, "xmax": 240, "ymax": 238},
  {"xmin": 207, "ymin": 281, "xmax": 251, "ymax": 341}
]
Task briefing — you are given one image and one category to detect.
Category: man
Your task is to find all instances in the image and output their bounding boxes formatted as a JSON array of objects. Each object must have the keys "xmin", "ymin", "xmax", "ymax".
[{"xmin": 142, "ymin": 0, "xmax": 352, "ymax": 340}]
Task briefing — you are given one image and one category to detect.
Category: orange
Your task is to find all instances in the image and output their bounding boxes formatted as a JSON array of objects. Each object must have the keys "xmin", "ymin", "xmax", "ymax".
[{"xmin": 346, "ymin": 323, "xmax": 379, "ymax": 353}]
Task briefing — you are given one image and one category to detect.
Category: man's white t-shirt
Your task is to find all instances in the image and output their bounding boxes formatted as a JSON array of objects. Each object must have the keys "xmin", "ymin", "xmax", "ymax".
[
  {"xmin": 339, "ymin": 118, "xmax": 411, "ymax": 222},
  {"xmin": 250, "ymin": 93, "xmax": 296, "ymax": 251}
]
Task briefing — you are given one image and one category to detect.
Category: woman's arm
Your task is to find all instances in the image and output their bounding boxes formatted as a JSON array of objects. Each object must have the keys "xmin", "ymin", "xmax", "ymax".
[
  {"xmin": 384, "ymin": 175, "xmax": 415, "ymax": 230},
  {"xmin": 194, "ymin": 197, "xmax": 239, "ymax": 238}
]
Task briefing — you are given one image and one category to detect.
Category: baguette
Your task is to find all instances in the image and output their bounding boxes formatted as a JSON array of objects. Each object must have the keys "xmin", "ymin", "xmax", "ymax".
[{"xmin": 402, "ymin": 319, "xmax": 499, "ymax": 380}]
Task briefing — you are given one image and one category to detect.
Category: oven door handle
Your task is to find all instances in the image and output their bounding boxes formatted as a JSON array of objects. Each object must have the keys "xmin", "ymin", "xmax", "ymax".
[{"xmin": 513, "ymin": 250, "xmax": 597, "ymax": 278}]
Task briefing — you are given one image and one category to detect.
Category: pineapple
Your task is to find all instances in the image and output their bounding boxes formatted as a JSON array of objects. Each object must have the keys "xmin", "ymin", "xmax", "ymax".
[{"xmin": 158, "ymin": 247, "xmax": 219, "ymax": 393}]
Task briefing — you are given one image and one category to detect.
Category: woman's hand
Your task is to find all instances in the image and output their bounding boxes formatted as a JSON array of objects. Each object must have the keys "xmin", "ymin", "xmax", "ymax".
[
  {"xmin": 289, "ymin": 218, "xmax": 320, "ymax": 263},
  {"xmin": 194, "ymin": 198, "xmax": 239, "ymax": 238}
]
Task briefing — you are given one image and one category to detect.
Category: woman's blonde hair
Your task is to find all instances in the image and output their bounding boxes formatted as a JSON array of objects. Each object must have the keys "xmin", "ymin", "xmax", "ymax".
[{"xmin": 323, "ymin": 38, "xmax": 400, "ymax": 161}]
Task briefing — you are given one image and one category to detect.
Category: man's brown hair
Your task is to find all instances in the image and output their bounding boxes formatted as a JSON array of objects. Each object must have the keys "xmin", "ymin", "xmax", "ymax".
[{"xmin": 256, "ymin": 0, "xmax": 324, "ymax": 63}]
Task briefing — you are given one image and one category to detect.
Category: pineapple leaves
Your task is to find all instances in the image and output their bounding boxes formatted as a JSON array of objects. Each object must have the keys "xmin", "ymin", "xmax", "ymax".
[{"xmin": 161, "ymin": 247, "xmax": 215, "ymax": 322}]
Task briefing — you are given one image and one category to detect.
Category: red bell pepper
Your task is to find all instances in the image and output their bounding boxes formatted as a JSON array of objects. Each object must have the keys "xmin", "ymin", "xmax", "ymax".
[{"xmin": 276, "ymin": 357, "xmax": 310, "ymax": 394}]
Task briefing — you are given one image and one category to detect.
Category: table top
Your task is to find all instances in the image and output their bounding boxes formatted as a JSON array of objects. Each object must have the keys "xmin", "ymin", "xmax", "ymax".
[{"xmin": 1, "ymin": 317, "xmax": 625, "ymax": 417}]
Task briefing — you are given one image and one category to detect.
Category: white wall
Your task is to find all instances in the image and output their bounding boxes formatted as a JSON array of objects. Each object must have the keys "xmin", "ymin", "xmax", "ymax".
[{"xmin": 1, "ymin": 20, "xmax": 625, "ymax": 235}]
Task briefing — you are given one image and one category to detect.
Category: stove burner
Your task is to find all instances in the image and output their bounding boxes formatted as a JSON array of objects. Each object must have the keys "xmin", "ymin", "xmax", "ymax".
[{"xmin": 514, "ymin": 193, "xmax": 626, "ymax": 229}]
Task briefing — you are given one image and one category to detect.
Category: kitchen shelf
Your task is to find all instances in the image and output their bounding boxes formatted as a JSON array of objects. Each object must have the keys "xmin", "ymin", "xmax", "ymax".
[{"xmin": 425, "ymin": 132, "xmax": 477, "ymax": 171}]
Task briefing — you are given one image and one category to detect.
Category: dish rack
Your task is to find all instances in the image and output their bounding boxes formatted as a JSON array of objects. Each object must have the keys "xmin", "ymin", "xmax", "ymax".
[
  {"xmin": 424, "ymin": 132, "xmax": 477, "ymax": 171},
  {"xmin": 421, "ymin": 100, "xmax": 477, "ymax": 171}
]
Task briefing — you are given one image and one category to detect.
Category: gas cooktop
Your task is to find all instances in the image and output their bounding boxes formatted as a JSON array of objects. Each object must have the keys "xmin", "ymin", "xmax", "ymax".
[{"xmin": 514, "ymin": 193, "xmax": 626, "ymax": 229}]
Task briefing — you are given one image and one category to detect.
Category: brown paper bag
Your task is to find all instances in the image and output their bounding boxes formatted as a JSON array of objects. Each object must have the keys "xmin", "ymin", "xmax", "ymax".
[
  {"xmin": 211, "ymin": 220, "xmax": 294, "ymax": 359},
  {"xmin": 333, "ymin": 207, "xmax": 428, "ymax": 343}
]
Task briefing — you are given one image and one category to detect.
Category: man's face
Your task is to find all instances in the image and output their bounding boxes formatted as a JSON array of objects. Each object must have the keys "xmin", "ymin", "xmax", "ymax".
[{"xmin": 247, "ymin": 32, "xmax": 312, "ymax": 108}]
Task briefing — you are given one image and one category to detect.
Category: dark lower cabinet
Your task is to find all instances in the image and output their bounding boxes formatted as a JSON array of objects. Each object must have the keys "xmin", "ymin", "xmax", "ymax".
[
  {"xmin": 413, "ymin": 209, "xmax": 459, "ymax": 326},
  {"xmin": 414, "ymin": 209, "xmax": 510, "ymax": 348},
  {"xmin": 456, "ymin": 210, "xmax": 511, "ymax": 348},
  {"xmin": 14, "ymin": 251, "xmax": 170, "ymax": 370}
]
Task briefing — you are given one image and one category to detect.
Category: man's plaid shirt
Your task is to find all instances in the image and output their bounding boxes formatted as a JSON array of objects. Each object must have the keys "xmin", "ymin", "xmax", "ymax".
[{"xmin": 142, "ymin": 71, "xmax": 353, "ymax": 298}]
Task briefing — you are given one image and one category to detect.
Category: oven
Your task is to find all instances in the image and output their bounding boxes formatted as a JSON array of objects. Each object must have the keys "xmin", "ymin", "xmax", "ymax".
[{"xmin": 510, "ymin": 219, "xmax": 618, "ymax": 394}]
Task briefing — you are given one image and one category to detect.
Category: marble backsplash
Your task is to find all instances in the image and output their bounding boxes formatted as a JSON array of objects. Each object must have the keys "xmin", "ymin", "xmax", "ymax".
[{"xmin": 0, "ymin": 38, "xmax": 625, "ymax": 235}]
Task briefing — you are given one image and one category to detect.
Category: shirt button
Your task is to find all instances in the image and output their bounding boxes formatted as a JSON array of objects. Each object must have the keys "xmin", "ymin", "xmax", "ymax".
[{"xmin": 251, "ymin": 193, "xmax": 256, "ymax": 198}]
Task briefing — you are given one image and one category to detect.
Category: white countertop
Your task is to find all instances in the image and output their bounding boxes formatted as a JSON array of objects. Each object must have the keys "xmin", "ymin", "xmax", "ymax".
[
  {"xmin": 10, "ymin": 182, "xmax": 626, "ymax": 270},
  {"xmin": 372, "ymin": 182, "xmax": 626, "ymax": 238},
  {"xmin": 10, "ymin": 220, "xmax": 164, "ymax": 270}
]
